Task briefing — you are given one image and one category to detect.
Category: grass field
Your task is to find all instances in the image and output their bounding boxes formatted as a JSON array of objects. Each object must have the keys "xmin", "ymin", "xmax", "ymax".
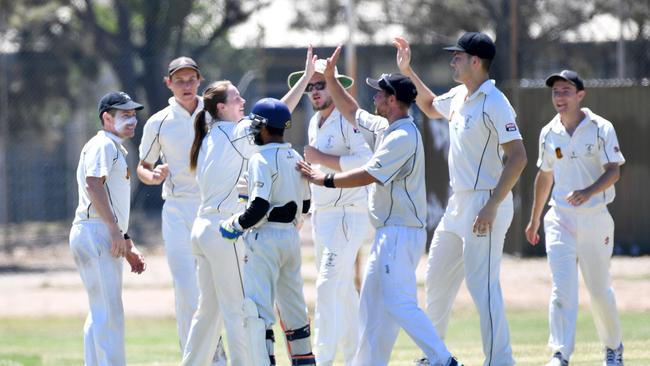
[{"xmin": 1, "ymin": 309, "xmax": 649, "ymax": 366}]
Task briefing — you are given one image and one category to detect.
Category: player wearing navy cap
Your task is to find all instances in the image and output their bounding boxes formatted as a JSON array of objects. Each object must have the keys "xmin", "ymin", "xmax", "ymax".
[
  {"xmin": 394, "ymin": 33, "xmax": 527, "ymax": 366},
  {"xmin": 70, "ymin": 91, "xmax": 146, "ymax": 366},
  {"xmin": 526, "ymin": 70, "xmax": 625, "ymax": 366}
]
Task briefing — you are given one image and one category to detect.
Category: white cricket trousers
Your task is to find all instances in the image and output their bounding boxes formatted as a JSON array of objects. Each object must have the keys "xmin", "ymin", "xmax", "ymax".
[
  {"xmin": 543, "ymin": 205, "xmax": 622, "ymax": 359},
  {"xmin": 354, "ymin": 226, "xmax": 451, "ymax": 366},
  {"xmin": 426, "ymin": 190, "xmax": 514, "ymax": 366},
  {"xmin": 243, "ymin": 222, "xmax": 310, "ymax": 331},
  {"xmin": 311, "ymin": 207, "xmax": 371, "ymax": 366},
  {"xmin": 161, "ymin": 197, "xmax": 201, "ymax": 351},
  {"xmin": 181, "ymin": 212, "xmax": 253, "ymax": 366},
  {"xmin": 69, "ymin": 221, "xmax": 125, "ymax": 366}
]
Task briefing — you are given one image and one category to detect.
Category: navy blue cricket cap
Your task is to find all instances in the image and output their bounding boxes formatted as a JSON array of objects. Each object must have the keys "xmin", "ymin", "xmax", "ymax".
[
  {"xmin": 250, "ymin": 98, "xmax": 292, "ymax": 129},
  {"xmin": 444, "ymin": 32, "xmax": 496, "ymax": 60},
  {"xmin": 545, "ymin": 69, "xmax": 585, "ymax": 91},
  {"xmin": 366, "ymin": 73, "xmax": 418, "ymax": 104},
  {"xmin": 98, "ymin": 91, "xmax": 143, "ymax": 119}
]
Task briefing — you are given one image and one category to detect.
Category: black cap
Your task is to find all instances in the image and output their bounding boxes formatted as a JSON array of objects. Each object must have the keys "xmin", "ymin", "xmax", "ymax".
[
  {"xmin": 444, "ymin": 32, "xmax": 496, "ymax": 60},
  {"xmin": 98, "ymin": 91, "xmax": 144, "ymax": 120},
  {"xmin": 545, "ymin": 70, "xmax": 585, "ymax": 91},
  {"xmin": 366, "ymin": 73, "xmax": 418, "ymax": 104},
  {"xmin": 168, "ymin": 56, "xmax": 200, "ymax": 77}
]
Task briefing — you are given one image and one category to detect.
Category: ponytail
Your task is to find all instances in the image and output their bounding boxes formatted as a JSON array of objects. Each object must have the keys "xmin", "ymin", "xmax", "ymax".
[
  {"xmin": 189, "ymin": 80, "xmax": 232, "ymax": 171},
  {"xmin": 189, "ymin": 110, "xmax": 208, "ymax": 171}
]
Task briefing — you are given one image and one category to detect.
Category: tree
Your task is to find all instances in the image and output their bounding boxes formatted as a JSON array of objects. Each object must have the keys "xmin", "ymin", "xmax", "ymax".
[
  {"xmin": 288, "ymin": 0, "xmax": 650, "ymax": 81},
  {"xmin": 0, "ymin": 0, "xmax": 268, "ymax": 139}
]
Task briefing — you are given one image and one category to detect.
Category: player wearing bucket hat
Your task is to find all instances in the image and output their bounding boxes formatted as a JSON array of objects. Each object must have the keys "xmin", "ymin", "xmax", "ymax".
[{"xmin": 282, "ymin": 46, "xmax": 373, "ymax": 366}]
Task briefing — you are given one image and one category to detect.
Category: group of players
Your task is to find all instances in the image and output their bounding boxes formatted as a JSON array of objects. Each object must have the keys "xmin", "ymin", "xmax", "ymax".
[{"xmin": 69, "ymin": 31, "xmax": 626, "ymax": 366}]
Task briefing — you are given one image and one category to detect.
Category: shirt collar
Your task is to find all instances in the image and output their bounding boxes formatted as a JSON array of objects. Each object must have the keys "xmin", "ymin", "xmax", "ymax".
[
  {"xmin": 99, "ymin": 130, "xmax": 128, "ymax": 156},
  {"xmin": 169, "ymin": 96, "xmax": 204, "ymax": 118},
  {"xmin": 550, "ymin": 107, "xmax": 592, "ymax": 134},
  {"xmin": 386, "ymin": 115, "xmax": 414, "ymax": 133},
  {"xmin": 258, "ymin": 142, "xmax": 292, "ymax": 151},
  {"xmin": 465, "ymin": 79, "xmax": 496, "ymax": 102},
  {"xmin": 316, "ymin": 108, "xmax": 341, "ymax": 127}
]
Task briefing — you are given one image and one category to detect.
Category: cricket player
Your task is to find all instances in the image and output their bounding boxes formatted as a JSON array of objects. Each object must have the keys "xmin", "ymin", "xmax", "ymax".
[
  {"xmin": 525, "ymin": 70, "xmax": 625, "ymax": 366},
  {"xmin": 182, "ymin": 80, "xmax": 255, "ymax": 366},
  {"xmin": 219, "ymin": 98, "xmax": 315, "ymax": 366},
  {"xmin": 70, "ymin": 91, "xmax": 146, "ymax": 366},
  {"xmin": 137, "ymin": 56, "xmax": 227, "ymax": 364},
  {"xmin": 297, "ymin": 46, "xmax": 462, "ymax": 366},
  {"xmin": 393, "ymin": 33, "xmax": 527, "ymax": 366},
  {"xmin": 282, "ymin": 46, "xmax": 373, "ymax": 366}
]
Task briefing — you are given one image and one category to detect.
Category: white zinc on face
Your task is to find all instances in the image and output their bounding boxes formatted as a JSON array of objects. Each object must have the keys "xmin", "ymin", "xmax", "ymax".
[{"xmin": 114, "ymin": 115, "xmax": 138, "ymax": 134}]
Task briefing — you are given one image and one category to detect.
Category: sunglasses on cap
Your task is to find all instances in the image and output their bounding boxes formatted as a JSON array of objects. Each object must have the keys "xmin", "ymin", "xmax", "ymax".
[
  {"xmin": 378, "ymin": 74, "xmax": 397, "ymax": 95},
  {"xmin": 305, "ymin": 81, "xmax": 326, "ymax": 93}
]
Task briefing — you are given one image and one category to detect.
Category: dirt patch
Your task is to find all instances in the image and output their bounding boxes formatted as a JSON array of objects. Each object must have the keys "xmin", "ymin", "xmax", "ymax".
[{"xmin": 1, "ymin": 222, "xmax": 649, "ymax": 317}]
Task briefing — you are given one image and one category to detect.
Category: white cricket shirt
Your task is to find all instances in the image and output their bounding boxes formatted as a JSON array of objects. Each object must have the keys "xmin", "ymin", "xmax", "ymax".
[
  {"xmin": 195, "ymin": 119, "xmax": 257, "ymax": 216},
  {"xmin": 537, "ymin": 108, "xmax": 625, "ymax": 210},
  {"xmin": 248, "ymin": 143, "xmax": 311, "ymax": 220},
  {"xmin": 307, "ymin": 108, "xmax": 372, "ymax": 208},
  {"xmin": 139, "ymin": 97, "xmax": 204, "ymax": 199},
  {"xmin": 433, "ymin": 80, "xmax": 522, "ymax": 192},
  {"xmin": 73, "ymin": 130, "xmax": 131, "ymax": 232},
  {"xmin": 358, "ymin": 112, "xmax": 427, "ymax": 229}
]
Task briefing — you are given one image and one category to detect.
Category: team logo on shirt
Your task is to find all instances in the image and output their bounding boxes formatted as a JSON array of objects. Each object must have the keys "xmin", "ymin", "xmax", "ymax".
[
  {"xmin": 585, "ymin": 143, "xmax": 595, "ymax": 156},
  {"xmin": 255, "ymin": 181, "xmax": 264, "ymax": 188},
  {"xmin": 604, "ymin": 236, "xmax": 610, "ymax": 245},
  {"xmin": 505, "ymin": 122, "xmax": 517, "ymax": 132},
  {"xmin": 555, "ymin": 147, "xmax": 563, "ymax": 159},
  {"xmin": 325, "ymin": 135, "xmax": 334, "ymax": 149}
]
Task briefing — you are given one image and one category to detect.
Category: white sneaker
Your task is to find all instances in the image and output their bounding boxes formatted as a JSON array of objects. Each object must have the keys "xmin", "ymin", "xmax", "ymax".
[
  {"xmin": 545, "ymin": 352, "xmax": 569, "ymax": 366},
  {"xmin": 604, "ymin": 343, "xmax": 624, "ymax": 366}
]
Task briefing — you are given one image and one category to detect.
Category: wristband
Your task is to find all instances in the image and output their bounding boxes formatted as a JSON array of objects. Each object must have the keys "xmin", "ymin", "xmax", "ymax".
[
  {"xmin": 123, "ymin": 233, "xmax": 130, "ymax": 240},
  {"xmin": 323, "ymin": 173, "xmax": 336, "ymax": 188}
]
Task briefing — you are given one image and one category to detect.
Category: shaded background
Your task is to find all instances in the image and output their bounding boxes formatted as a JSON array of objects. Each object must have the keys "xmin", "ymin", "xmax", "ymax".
[{"xmin": 0, "ymin": 0, "xmax": 648, "ymax": 256}]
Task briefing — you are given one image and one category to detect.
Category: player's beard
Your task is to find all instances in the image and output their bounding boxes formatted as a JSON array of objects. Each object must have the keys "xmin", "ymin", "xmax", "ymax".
[{"xmin": 312, "ymin": 99, "xmax": 332, "ymax": 112}]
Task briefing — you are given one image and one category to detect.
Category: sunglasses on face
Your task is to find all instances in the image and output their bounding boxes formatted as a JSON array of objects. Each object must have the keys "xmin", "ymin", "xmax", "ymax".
[
  {"xmin": 305, "ymin": 81, "xmax": 326, "ymax": 93},
  {"xmin": 378, "ymin": 74, "xmax": 396, "ymax": 95}
]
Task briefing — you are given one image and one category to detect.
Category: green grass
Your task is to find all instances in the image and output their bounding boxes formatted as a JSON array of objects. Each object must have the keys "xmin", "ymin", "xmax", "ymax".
[{"xmin": 1, "ymin": 310, "xmax": 649, "ymax": 365}]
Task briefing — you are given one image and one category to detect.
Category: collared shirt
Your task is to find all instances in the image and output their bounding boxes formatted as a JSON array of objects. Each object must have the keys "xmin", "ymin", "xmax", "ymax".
[
  {"xmin": 537, "ymin": 107, "xmax": 625, "ymax": 210},
  {"xmin": 433, "ymin": 80, "xmax": 522, "ymax": 192},
  {"xmin": 357, "ymin": 111, "xmax": 427, "ymax": 229},
  {"xmin": 139, "ymin": 97, "xmax": 204, "ymax": 199},
  {"xmin": 248, "ymin": 142, "xmax": 311, "ymax": 221},
  {"xmin": 73, "ymin": 130, "xmax": 131, "ymax": 232},
  {"xmin": 308, "ymin": 108, "xmax": 372, "ymax": 208},
  {"xmin": 195, "ymin": 119, "xmax": 257, "ymax": 216}
]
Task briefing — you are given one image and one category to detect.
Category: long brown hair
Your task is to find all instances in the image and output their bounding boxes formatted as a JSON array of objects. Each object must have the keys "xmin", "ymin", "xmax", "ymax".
[{"xmin": 189, "ymin": 80, "xmax": 232, "ymax": 171}]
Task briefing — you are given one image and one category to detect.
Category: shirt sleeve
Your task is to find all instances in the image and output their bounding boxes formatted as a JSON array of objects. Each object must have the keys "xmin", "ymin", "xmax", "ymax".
[
  {"xmin": 84, "ymin": 139, "xmax": 116, "ymax": 179},
  {"xmin": 339, "ymin": 122, "xmax": 373, "ymax": 171},
  {"xmin": 231, "ymin": 119, "xmax": 257, "ymax": 160},
  {"xmin": 139, "ymin": 117, "xmax": 162, "ymax": 164},
  {"xmin": 486, "ymin": 96, "xmax": 522, "ymax": 144},
  {"xmin": 363, "ymin": 127, "xmax": 414, "ymax": 185},
  {"xmin": 432, "ymin": 89, "xmax": 456, "ymax": 120},
  {"xmin": 599, "ymin": 123, "xmax": 625, "ymax": 166},
  {"xmin": 354, "ymin": 109, "xmax": 388, "ymax": 148},
  {"xmin": 537, "ymin": 128, "xmax": 554, "ymax": 172},
  {"xmin": 247, "ymin": 154, "xmax": 273, "ymax": 202}
]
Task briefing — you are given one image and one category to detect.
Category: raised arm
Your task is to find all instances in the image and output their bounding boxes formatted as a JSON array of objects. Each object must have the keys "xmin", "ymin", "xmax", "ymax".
[
  {"xmin": 282, "ymin": 45, "xmax": 317, "ymax": 112},
  {"xmin": 323, "ymin": 45, "xmax": 359, "ymax": 124},
  {"xmin": 393, "ymin": 37, "xmax": 444, "ymax": 119}
]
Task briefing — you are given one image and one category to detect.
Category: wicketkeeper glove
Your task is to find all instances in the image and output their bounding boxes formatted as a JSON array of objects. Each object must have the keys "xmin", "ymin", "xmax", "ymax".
[{"xmin": 219, "ymin": 214, "xmax": 244, "ymax": 240}]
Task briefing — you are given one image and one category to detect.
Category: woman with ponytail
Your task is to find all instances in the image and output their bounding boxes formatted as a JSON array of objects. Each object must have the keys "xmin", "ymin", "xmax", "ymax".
[{"xmin": 182, "ymin": 81, "xmax": 259, "ymax": 366}]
